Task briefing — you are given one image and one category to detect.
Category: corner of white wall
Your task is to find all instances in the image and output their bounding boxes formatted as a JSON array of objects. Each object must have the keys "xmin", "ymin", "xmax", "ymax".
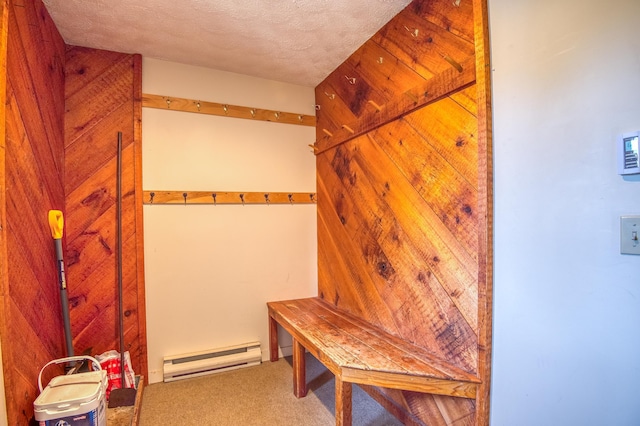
[
  {"xmin": 489, "ymin": 0, "xmax": 640, "ymax": 424},
  {"xmin": 141, "ymin": 58, "xmax": 318, "ymax": 384}
]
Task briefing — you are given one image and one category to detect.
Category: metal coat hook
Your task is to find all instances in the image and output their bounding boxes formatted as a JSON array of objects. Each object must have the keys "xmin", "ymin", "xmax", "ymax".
[
  {"xmin": 377, "ymin": 57, "xmax": 384, "ymax": 64},
  {"xmin": 440, "ymin": 51, "xmax": 463, "ymax": 72},
  {"xmin": 274, "ymin": 112, "xmax": 280, "ymax": 120},
  {"xmin": 166, "ymin": 98, "xmax": 172, "ymax": 108},
  {"xmin": 250, "ymin": 109, "xmax": 256, "ymax": 118},
  {"xmin": 368, "ymin": 100, "xmax": 382, "ymax": 112},
  {"xmin": 342, "ymin": 124, "xmax": 355, "ymax": 134},
  {"xmin": 324, "ymin": 92, "xmax": 336, "ymax": 100},
  {"xmin": 453, "ymin": 0, "xmax": 461, "ymax": 6},
  {"xmin": 345, "ymin": 76, "xmax": 357, "ymax": 85},
  {"xmin": 143, "ymin": 191, "xmax": 318, "ymax": 206},
  {"xmin": 298, "ymin": 115, "xmax": 303, "ymax": 122},
  {"xmin": 195, "ymin": 101, "xmax": 201, "ymax": 111},
  {"xmin": 404, "ymin": 26, "xmax": 419, "ymax": 37},
  {"xmin": 223, "ymin": 104, "xmax": 229, "ymax": 114}
]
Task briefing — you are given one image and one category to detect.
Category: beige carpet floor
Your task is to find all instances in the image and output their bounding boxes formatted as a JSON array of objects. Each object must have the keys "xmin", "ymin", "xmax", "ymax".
[{"xmin": 138, "ymin": 353, "xmax": 403, "ymax": 425}]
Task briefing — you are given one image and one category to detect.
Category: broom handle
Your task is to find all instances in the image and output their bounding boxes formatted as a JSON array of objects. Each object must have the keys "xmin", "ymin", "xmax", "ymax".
[{"xmin": 57, "ymin": 242, "xmax": 74, "ymax": 359}]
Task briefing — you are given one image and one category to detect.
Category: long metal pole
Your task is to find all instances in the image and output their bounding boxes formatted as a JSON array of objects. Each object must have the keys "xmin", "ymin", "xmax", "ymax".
[{"xmin": 116, "ymin": 131, "xmax": 125, "ymax": 387}]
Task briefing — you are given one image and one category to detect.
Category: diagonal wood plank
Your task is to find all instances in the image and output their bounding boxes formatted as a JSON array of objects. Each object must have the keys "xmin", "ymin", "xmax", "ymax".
[
  {"xmin": 64, "ymin": 47, "xmax": 147, "ymax": 378},
  {"xmin": 1, "ymin": 2, "xmax": 66, "ymax": 422}
]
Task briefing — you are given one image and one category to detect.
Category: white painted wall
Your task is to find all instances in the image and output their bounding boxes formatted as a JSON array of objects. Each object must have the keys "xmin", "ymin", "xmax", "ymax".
[
  {"xmin": 142, "ymin": 58, "xmax": 317, "ymax": 384},
  {"xmin": 489, "ymin": 0, "xmax": 640, "ymax": 425}
]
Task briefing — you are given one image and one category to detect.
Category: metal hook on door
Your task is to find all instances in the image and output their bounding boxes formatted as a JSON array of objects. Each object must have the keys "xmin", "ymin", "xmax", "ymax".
[{"xmin": 403, "ymin": 26, "xmax": 419, "ymax": 37}]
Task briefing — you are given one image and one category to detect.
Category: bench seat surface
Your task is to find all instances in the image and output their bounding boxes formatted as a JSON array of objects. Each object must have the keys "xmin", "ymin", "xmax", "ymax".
[{"xmin": 268, "ymin": 297, "xmax": 480, "ymax": 398}]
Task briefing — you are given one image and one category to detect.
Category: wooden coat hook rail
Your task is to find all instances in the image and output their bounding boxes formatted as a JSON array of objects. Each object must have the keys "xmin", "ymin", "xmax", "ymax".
[
  {"xmin": 143, "ymin": 191, "xmax": 317, "ymax": 205},
  {"xmin": 142, "ymin": 94, "xmax": 316, "ymax": 127}
]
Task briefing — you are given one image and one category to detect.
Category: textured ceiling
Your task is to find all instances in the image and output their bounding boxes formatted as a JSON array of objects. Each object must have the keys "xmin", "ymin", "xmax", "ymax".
[{"xmin": 42, "ymin": 0, "xmax": 412, "ymax": 87}]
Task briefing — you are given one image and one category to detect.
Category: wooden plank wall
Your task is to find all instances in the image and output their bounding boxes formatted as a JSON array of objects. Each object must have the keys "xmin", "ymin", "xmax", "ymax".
[
  {"xmin": 0, "ymin": 0, "xmax": 67, "ymax": 423},
  {"xmin": 314, "ymin": 0, "xmax": 492, "ymax": 424},
  {"xmin": 0, "ymin": 3, "xmax": 148, "ymax": 420},
  {"xmin": 64, "ymin": 46, "xmax": 148, "ymax": 378}
]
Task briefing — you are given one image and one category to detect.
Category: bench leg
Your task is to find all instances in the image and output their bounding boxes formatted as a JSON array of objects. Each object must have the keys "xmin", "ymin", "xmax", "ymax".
[
  {"xmin": 292, "ymin": 338, "xmax": 307, "ymax": 397},
  {"xmin": 335, "ymin": 376, "xmax": 352, "ymax": 426},
  {"xmin": 269, "ymin": 314, "xmax": 279, "ymax": 362}
]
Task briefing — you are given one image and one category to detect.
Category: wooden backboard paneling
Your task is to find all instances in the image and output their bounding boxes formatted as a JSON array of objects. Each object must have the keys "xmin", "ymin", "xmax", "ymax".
[
  {"xmin": 64, "ymin": 46, "xmax": 148, "ymax": 378},
  {"xmin": 315, "ymin": 0, "xmax": 492, "ymax": 423}
]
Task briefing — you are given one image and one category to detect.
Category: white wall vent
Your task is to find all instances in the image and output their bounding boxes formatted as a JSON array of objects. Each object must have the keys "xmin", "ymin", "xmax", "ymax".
[{"xmin": 163, "ymin": 341, "xmax": 261, "ymax": 382}]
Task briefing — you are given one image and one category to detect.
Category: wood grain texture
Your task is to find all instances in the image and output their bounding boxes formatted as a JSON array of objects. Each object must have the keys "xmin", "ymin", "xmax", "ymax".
[
  {"xmin": 336, "ymin": 377, "xmax": 353, "ymax": 426},
  {"xmin": 314, "ymin": 56, "xmax": 475, "ymax": 155},
  {"xmin": 0, "ymin": 3, "xmax": 9, "ymax": 419},
  {"xmin": 472, "ymin": 0, "xmax": 493, "ymax": 424},
  {"xmin": 132, "ymin": 54, "xmax": 149, "ymax": 386},
  {"xmin": 408, "ymin": 0, "xmax": 475, "ymax": 44},
  {"xmin": 318, "ymin": 133, "xmax": 479, "ymax": 371},
  {"xmin": 268, "ymin": 297, "xmax": 480, "ymax": 426},
  {"xmin": 358, "ymin": 385, "xmax": 424, "ymax": 426},
  {"xmin": 143, "ymin": 190, "xmax": 317, "ymax": 205},
  {"xmin": 1, "ymin": 0, "xmax": 66, "ymax": 423},
  {"xmin": 268, "ymin": 298, "xmax": 479, "ymax": 391},
  {"xmin": 372, "ymin": 7, "xmax": 474, "ymax": 79},
  {"xmin": 64, "ymin": 46, "xmax": 148, "ymax": 378},
  {"xmin": 292, "ymin": 339, "xmax": 307, "ymax": 398},
  {"xmin": 269, "ymin": 314, "xmax": 279, "ymax": 361},
  {"xmin": 142, "ymin": 93, "xmax": 316, "ymax": 126},
  {"xmin": 315, "ymin": 0, "xmax": 492, "ymax": 424}
]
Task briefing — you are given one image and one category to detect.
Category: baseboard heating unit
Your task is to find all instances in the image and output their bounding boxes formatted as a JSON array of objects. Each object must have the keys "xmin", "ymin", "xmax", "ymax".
[{"xmin": 163, "ymin": 341, "xmax": 262, "ymax": 382}]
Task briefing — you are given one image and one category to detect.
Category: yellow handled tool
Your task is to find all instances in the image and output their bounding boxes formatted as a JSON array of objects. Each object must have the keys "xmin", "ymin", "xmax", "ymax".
[{"xmin": 48, "ymin": 209, "xmax": 74, "ymax": 358}]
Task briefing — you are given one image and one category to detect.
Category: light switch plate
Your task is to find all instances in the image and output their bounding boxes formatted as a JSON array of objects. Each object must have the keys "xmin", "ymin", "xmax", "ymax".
[{"xmin": 620, "ymin": 215, "xmax": 640, "ymax": 255}]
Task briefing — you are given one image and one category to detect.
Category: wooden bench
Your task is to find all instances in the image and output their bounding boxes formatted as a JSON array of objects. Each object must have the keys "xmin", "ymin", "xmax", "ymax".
[{"xmin": 268, "ymin": 297, "xmax": 481, "ymax": 426}]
